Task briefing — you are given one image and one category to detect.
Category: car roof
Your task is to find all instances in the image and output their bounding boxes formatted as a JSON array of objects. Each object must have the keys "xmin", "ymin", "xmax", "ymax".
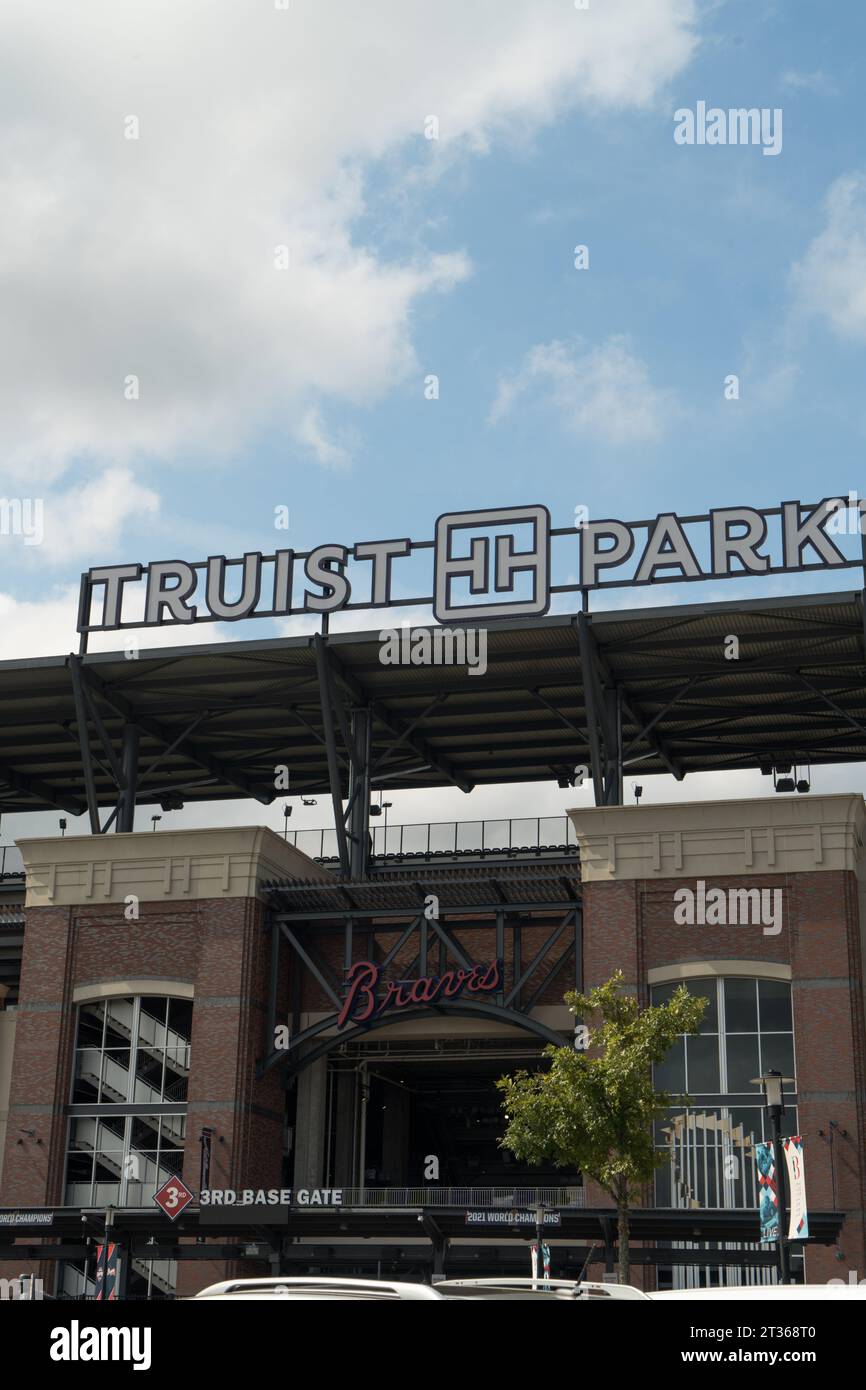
[
  {"xmin": 192, "ymin": 1276, "xmax": 443, "ymax": 1300},
  {"xmin": 648, "ymin": 1285, "xmax": 866, "ymax": 1301},
  {"xmin": 435, "ymin": 1278, "xmax": 650, "ymax": 1300}
]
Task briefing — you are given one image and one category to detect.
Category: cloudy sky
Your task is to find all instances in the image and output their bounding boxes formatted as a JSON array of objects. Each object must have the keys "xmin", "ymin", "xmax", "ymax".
[{"xmin": 2, "ymin": 0, "xmax": 866, "ymax": 843}]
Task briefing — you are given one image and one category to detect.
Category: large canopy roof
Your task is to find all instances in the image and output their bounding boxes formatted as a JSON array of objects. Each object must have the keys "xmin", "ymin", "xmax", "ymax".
[{"xmin": 0, "ymin": 589, "xmax": 864, "ymax": 816}]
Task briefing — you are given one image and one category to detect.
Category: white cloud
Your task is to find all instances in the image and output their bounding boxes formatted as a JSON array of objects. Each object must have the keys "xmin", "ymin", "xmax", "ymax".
[
  {"xmin": 0, "ymin": 579, "xmax": 234, "ymax": 660},
  {"xmin": 40, "ymin": 468, "xmax": 159, "ymax": 565},
  {"xmin": 490, "ymin": 335, "xmax": 677, "ymax": 444},
  {"xmin": 790, "ymin": 174, "xmax": 866, "ymax": 341},
  {"xmin": 780, "ymin": 69, "xmax": 836, "ymax": 95},
  {"xmin": 295, "ymin": 407, "xmax": 352, "ymax": 473},
  {"xmin": 0, "ymin": 0, "xmax": 698, "ymax": 482}
]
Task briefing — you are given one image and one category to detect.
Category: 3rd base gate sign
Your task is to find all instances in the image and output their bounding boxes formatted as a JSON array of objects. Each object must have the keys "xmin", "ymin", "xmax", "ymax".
[{"xmin": 153, "ymin": 1176, "xmax": 195, "ymax": 1220}]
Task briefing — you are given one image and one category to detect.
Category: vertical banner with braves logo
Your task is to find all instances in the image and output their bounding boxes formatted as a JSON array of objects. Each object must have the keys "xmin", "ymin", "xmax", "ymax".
[
  {"xmin": 783, "ymin": 1136, "xmax": 809, "ymax": 1240},
  {"xmin": 94, "ymin": 1242, "xmax": 120, "ymax": 1300},
  {"xmin": 756, "ymin": 1142, "xmax": 780, "ymax": 1242}
]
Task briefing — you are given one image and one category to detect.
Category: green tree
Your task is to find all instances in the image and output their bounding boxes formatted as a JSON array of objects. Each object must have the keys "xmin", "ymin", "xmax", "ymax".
[{"xmin": 497, "ymin": 971, "xmax": 707, "ymax": 1284}]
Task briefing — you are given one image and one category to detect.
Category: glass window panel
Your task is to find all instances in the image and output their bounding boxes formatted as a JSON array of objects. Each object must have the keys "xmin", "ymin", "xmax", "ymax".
[
  {"xmin": 686, "ymin": 1034, "xmax": 720, "ymax": 1093},
  {"xmin": 724, "ymin": 979, "xmax": 758, "ymax": 1033},
  {"xmin": 759, "ymin": 1033, "xmax": 795, "ymax": 1082},
  {"xmin": 94, "ymin": 1152, "xmax": 125, "ymax": 1184},
  {"xmin": 727, "ymin": 1107, "xmax": 765, "ymax": 1145},
  {"xmin": 511, "ymin": 819, "xmax": 538, "ymax": 845},
  {"xmin": 725, "ymin": 1034, "xmax": 761, "ymax": 1092},
  {"xmin": 71, "ymin": 1051, "xmax": 101, "ymax": 1104},
  {"xmin": 134, "ymin": 1041, "xmax": 165, "ymax": 1093},
  {"xmin": 167, "ymin": 998, "xmax": 193, "ymax": 1045},
  {"xmin": 654, "ymin": 1036, "xmax": 686, "ymax": 1093},
  {"xmin": 758, "ymin": 979, "xmax": 792, "ymax": 1033},
  {"xmin": 73, "ymin": 1047, "xmax": 103, "ymax": 1083},
  {"xmin": 163, "ymin": 1052, "xmax": 189, "ymax": 1102},
  {"xmin": 780, "ymin": 1107, "xmax": 799, "ymax": 1140},
  {"xmin": 65, "ymin": 1183, "xmax": 96, "ymax": 1209},
  {"xmin": 654, "ymin": 1162, "xmax": 672, "ymax": 1207},
  {"xmin": 130, "ymin": 1115, "xmax": 162, "ymax": 1149},
  {"xmin": 654, "ymin": 1110, "xmax": 681, "ymax": 1145},
  {"xmin": 101, "ymin": 1113, "xmax": 127, "ymax": 1143},
  {"xmin": 127, "ymin": 1151, "xmax": 161, "ymax": 1191},
  {"xmin": 155, "ymin": 1148, "xmax": 184, "ymax": 1179},
  {"xmin": 69, "ymin": 1116, "xmax": 100, "ymax": 1150},
  {"xmin": 76, "ymin": 1005, "xmax": 106, "ymax": 1049},
  {"xmin": 651, "ymin": 982, "xmax": 677, "ymax": 1007},
  {"xmin": 66, "ymin": 1151, "xmax": 94, "ymax": 1184},
  {"xmin": 93, "ymin": 1181, "xmax": 122, "ymax": 1207},
  {"xmin": 652, "ymin": 979, "xmax": 717, "ymax": 1033},
  {"xmin": 482, "ymin": 820, "xmax": 509, "ymax": 851},
  {"xmin": 104, "ymin": 997, "xmax": 135, "ymax": 1048},
  {"xmin": 160, "ymin": 1113, "xmax": 186, "ymax": 1145},
  {"xmin": 100, "ymin": 1051, "xmax": 131, "ymax": 1102},
  {"xmin": 684, "ymin": 980, "xmax": 718, "ymax": 1034},
  {"xmin": 139, "ymin": 998, "xmax": 168, "ymax": 1052}
]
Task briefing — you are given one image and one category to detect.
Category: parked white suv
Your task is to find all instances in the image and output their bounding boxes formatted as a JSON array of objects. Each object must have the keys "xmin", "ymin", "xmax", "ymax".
[{"xmin": 191, "ymin": 1276, "xmax": 444, "ymax": 1300}]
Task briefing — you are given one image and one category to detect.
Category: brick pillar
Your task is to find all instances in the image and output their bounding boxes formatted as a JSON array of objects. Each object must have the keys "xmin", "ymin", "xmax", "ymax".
[
  {"xmin": 0, "ymin": 825, "xmax": 329, "ymax": 1298},
  {"xmin": 569, "ymin": 794, "xmax": 866, "ymax": 1292}
]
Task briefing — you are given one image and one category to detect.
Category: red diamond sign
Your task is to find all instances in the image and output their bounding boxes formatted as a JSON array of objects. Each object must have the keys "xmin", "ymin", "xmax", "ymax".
[{"xmin": 153, "ymin": 1176, "xmax": 195, "ymax": 1221}]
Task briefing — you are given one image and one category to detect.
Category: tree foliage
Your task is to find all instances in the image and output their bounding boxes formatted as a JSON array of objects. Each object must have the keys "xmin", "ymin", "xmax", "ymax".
[{"xmin": 497, "ymin": 971, "xmax": 707, "ymax": 1281}]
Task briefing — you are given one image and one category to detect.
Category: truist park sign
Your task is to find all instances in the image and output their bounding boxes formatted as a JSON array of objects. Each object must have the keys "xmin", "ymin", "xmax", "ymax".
[{"xmin": 77, "ymin": 497, "xmax": 866, "ymax": 641}]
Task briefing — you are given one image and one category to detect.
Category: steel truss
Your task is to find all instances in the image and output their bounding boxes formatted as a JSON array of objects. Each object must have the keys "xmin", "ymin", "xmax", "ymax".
[{"xmin": 257, "ymin": 892, "xmax": 582, "ymax": 1080}]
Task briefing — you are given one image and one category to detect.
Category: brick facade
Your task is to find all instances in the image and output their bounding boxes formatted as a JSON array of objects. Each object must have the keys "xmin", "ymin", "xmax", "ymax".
[{"xmin": 573, "ymin": 795, "xmax": 866, "ymax": 1290}]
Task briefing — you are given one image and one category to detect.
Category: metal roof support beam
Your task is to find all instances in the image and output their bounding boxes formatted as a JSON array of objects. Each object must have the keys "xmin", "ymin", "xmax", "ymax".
[
  {"xmin": 69, "ymin": 654, "xmax": 104, "ymax": 832},
  {"xmin": 579, "ymin": 614, "xmax": 684, "ymax": 787},
  {"xmin": 529, "ymin": 687, "xmax": 590, "ymax": 744},
  {"xmin": 325, "ymin": 645, "xmax": 472, "ymax": 795},
  {"xmin": 116, "ymin": 724, "xmax": 139, "ymax": 833},
  {"xmin": 279, "ymin": 922, "xmax": 344, "ymax": 1012},
  {"xmin": 504, "ymin": 911, "xmax": 573, "ymax": 1008},
  {"xmin": 347, "ymin": 706, "xmax": 371, "ymax": 880},
  {"xmin": 426, "ymin": 914, "xmax": 475, "ymax": 970},
  {"xmin": 793, "ymin": 671, "xmax": 866, "ymax": 741},
  {"xmin": 371, "ymin": 694, "xmax": 447, "ymax": 775},
  {"xmin": 74, "ymin": 661, "xmax": 276, "ymax": 807},
  {"xmin": 522, "ymin": 938, "xmax": 575, "ymax": 1013},
  {"xmin": 577, "ymin": 613, "xmax": 608, "ymax": 805},
  {"xmin": 0, "ymin": 753, "xmax": 87, "ymax": 819},
  {"xmin": 313, "ymin": 634, "xmax": 352, "ymax": 877},
  {"xmin": 620, "ymin": 678, "xmax": 698, "ymax": 758}
]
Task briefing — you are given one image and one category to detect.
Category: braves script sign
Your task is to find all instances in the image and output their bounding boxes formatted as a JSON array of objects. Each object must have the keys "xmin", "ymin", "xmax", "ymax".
[
  {"xmin": 337, "ymin": 958, "xmax": 502, "ymax": 1029},
  {"xmin": 77, "ymin": 497, "xmax": 866, "ymax": 640}
]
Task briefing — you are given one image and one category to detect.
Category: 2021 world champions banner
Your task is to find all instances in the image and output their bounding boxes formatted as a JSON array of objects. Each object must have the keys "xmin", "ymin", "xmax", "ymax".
[{"xmin": 783, "ymin": 1136, "xmax": 809, "ymax": 1241}]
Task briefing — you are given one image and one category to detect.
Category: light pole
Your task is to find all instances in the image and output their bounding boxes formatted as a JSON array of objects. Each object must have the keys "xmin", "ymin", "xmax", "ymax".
[
  {"xmin": 752, "ymin": 1069, "xmax": 796, "ymax": 1284},
  {"xmin": 534, "ymin": 1200, "xmax": 545, "ymax": 1286}
]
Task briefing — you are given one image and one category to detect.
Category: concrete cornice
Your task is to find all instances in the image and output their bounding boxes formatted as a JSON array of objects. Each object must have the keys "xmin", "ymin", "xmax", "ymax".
[
  {"xmin": 568, "ymin": 794, "xmax": 866, "ymax": 883},
  {"xmin": 16, "ymin": 824, "xmax": 333, "ymax": 908}
]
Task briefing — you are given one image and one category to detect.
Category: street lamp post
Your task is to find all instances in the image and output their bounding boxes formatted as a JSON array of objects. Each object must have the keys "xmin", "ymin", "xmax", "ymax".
[
  {"xmin": 534, "ymin": 1201, "xmax": 544, "ymax": 1286},
  {"xmin": 752, "ymin": 1069, "xmax": 796, "ymax": 1284}
]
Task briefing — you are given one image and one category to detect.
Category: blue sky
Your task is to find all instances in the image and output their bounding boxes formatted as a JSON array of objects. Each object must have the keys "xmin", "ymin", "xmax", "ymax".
[{"xmin": 2, "ymin": 0, "xmax": 866, "ymax": 841}]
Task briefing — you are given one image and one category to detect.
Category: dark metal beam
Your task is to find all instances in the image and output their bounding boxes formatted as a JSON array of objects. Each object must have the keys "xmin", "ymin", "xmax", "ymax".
[
  {"xmin": 75, "ymin": 660, "xmax": 276, "ymax": 806},
  {"xmin": 69, "ymin": 653, "xmax": 103, "ymax": 831},
  {"xmin": 313, "ymin": 633, "xmax": 351, "ymax": 877}
]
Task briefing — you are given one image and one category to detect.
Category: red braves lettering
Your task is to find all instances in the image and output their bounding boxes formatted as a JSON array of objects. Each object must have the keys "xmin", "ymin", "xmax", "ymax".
[{"xmin": 338, "ymin": 958, "xmax": 502, "ymax": 1028}]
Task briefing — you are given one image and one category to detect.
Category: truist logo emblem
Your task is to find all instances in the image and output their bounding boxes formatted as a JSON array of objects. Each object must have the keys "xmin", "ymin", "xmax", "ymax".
[{"xmin": 337, "ymin": 958, "xmax": 502, "ymax": 1029}]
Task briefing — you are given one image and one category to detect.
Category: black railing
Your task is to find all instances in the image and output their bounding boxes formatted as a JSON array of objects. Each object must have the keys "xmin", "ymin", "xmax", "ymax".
[
  {"xmin": 0, "ymin": 845, "xmax": 24, "ymax": 878},
  {"xmin": 285, "ymin": 816, "xmax": 577, "ymax": 863}
]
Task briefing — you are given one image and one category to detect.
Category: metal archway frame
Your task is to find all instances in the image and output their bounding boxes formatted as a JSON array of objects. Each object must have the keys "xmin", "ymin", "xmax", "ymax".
[
  {"xmin": 269, "ymin": 1000, "xmax": 569, "ymax": 1080},
  {"xmin": 256, "ymin": 891, "xmax": 582, "ymax": 1080}
]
